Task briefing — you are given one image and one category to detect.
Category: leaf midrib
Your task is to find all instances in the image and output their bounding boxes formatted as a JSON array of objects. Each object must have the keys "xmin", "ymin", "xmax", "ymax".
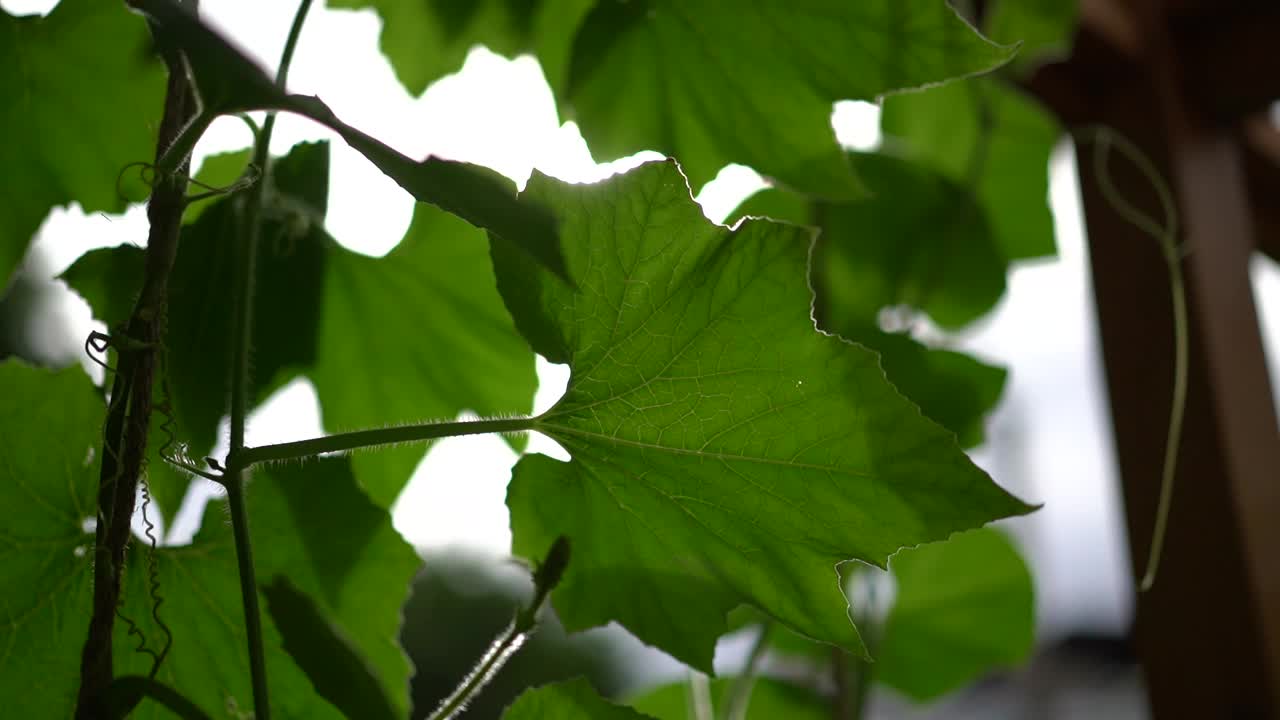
[{"xmin": 537, "ymin": 423, "xmax": 873, "ymax": 479}]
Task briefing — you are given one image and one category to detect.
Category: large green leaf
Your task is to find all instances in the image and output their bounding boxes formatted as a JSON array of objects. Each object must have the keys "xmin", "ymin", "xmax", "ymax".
[
  {"xmin": 65, "ymin": 141, "xmax": 537, "ymax": 507},
  {"xmin": 493, "ymin": 161, "xmax": 1032, "ymax": 671},
  {"xmin": 881, "ymin": 79, "xmax": 1059, "ymax": 261},
  {"xmin": 816, "ymin": 152, "xmax": 1007, "ymax": 331},
  {"xmin": 0, "ymin": 362, "xmax": 420, "ymax": 718},
  {"xmin": 329, "ymin": 0, "xmax": 595, "ymax": 96},
  {"xmin": 0, "ymin": 0, "xmax": 164, "ymax": 289},
  {"xmin": 630, "ymin": 677, "xmax": 828, "ymax": 720},
  {"xmin": 504, "ymin": 678, "xmax": 656, "ymax": 720},
  {"xmin": 876, "ymin": 527, "xmax": 1035, "ymax": 700},
  {"xmin": 563, "ymin": 0, "xmax": 1014, "ymax": 197}
]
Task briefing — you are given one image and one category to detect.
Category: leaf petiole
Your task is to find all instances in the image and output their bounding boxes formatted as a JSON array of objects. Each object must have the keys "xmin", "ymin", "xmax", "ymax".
[{"xmin": 231, "ymin": 416, "xmax": 537, "ymax": 469}]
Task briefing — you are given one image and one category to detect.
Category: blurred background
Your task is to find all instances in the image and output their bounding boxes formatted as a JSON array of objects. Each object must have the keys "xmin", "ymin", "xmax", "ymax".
[{"xmin": 3, "ymin": 0, "xmax": 1279, "ymax": 717}]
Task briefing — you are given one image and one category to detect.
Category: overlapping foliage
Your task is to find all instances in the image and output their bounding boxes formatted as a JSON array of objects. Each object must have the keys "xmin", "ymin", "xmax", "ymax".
[{"xmin": 0, "ymin": 0, "xmax": 1076, "ymax": 717}]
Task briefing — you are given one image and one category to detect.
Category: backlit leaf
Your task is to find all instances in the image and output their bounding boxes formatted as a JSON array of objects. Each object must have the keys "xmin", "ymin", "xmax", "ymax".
[
  {"xmin": 881, "ymin": 79, "xmax": 1060, "ymax": 261},
  {"xmin": 816, "ymin": 152, "xmax": 1007, "ymax": 331},
  {"xmin": 328, "ymin": 0, "xmax": 594, "ymax": 96},
  {"xmin": 65, "ymin": 142, "xmax": 537, "ymax": 508},
  {"xmin": 876, "ymin": 527, "xmax": 1035, "ymax": 700},
  {"xmin": 0, "ymin": 0, "xmax": 164, "ymax": 289},
  {"xmin": 493, "ymin": 161, "xmax": 1032, "ymax": 670},
  {"xmin": 310, "ymin": 199, "xmax": 538, "ymax": 507},
  {"xmin": 0, "ymin": 362, "xmax": 419, "ymax": 718},
  {"xmin": 563, "ymin": 0, "xmax": 1015, "ymax": 197}
]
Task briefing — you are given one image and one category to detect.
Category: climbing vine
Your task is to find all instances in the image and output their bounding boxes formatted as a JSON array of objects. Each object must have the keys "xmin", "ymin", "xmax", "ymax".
[{"xmin": 0, "ymin": 1, "xmax": 1090, "ymax": 718}]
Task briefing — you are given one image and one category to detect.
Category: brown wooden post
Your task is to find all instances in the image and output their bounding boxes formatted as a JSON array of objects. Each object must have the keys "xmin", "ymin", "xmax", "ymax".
[{"xmin": 1028, "ymin": 1, "xmax": 1280, "ymax": 715}]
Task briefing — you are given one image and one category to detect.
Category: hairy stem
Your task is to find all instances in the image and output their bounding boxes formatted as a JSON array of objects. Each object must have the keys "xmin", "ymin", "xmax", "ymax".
[
  {"xmin": 224, "ymin": 2, "xmax": 315, "ymax": 718},
  {"xmin": 722, "ymin": 623, "xmax": 773, "ymax": 720},
  {"xmin": 426, "ymin": 538, "xmax": 568, "ymax": 720},
  {"xmin": 233, "ymin": 416, "xmax": 536, "ymax": 469},
  {"xmin": 75, "ymin": 6, "xmax": 197, "ymax": 715}
]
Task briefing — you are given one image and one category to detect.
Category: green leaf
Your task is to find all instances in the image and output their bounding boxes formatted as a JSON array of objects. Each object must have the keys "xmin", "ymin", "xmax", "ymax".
[
  {"xmin": 852, "ymin": 332, "xmax": 1006, "ymax": 449},
  {"xmin": 310, "ymin": 200, "xmax": 538, "ymax": 507},
  {"xmin": 881, "ymin": 79, "xmax": 1060, "ymax": 261},
  {"xmin": 504, "ymin": 678, "xmax": 657, "ymax": 720},
  {"xmin": 728, "ymin": 186, "xmax": 1008, "ymax": 447},
  {"xmin": 329, "ymin": 0, "xmax": 595, "ymax": 96},
  {"xmin": 65, "ymin": 141, "xmax": 537, "ymax": 507},
  {"xmin": 985, "ymin": 0, "xmax": 1078, "ymax": 74},
  {"xmin": 816, "ymin": 152, "xmax": 1007, "ymax": 330},
  {"xmin": 0, "ymin": 0, "xmax": 165, "ymax": 289},
  {"xmin": 125, "ymin": 0, "xmax": 566, "ymax": 277},
  {"xmin": 630, "ymin": 677, "xmax": 828, "ymax": 720},
  {"xmin": 563, "ymin": 0, "xmax": 1014, "ymax": 197},
  {"xmin": 493, "ymin": 161, "xmax": 1032, "ymax": 671},
  {"xmin": 876, "ymin": 527, "xmax": 1035, "ymax": 700},
  {"xmin": 264, "ymin": 576, "xmax": 399, "ymax": 720},
  {"xmin": 0, "ymin": 361, "xmax": 419, "ymax": 718}
]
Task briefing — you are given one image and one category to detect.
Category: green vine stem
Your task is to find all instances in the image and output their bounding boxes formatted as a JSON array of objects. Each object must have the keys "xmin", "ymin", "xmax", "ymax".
[
  {"xmin": 426, "ymin": 537, "xmax": 570, "ymax": 720},
  {"xmin": 233, "ymin": 416, "xmax": 535, "ymax": 469},
  {"xmin": 224, "ymin": 2, "xmax": 315, "ymax": 718},
  {"xmin": 75, "ymin": 3, "xmax": 199, "ymax": 714},
  {"xmin": 721, "ymin": 623, "xmax": 773, "ymax": 720},
  {"xmin": 1077, "ymin": 126, "xmax": 1186, "ymax": 593},
  {"xmin": 688, "ymin": 672, "xmax": 715, "ymax": 720}
]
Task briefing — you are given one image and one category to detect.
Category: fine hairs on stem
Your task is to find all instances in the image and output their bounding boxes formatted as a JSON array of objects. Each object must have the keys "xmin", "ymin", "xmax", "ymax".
[
  {"xmin": 426, "ymin": 537, "xmax": 570, "ymax": 720},
  {"xmin": 1078, "ymin": 126, "xmax": 1187, "ymax": 593}
]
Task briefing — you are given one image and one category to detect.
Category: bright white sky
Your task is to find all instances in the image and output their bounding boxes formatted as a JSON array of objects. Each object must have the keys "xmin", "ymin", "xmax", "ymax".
[{"xmin": 7, "ymin": 0, "xmax": 1280, "ymax": 642}]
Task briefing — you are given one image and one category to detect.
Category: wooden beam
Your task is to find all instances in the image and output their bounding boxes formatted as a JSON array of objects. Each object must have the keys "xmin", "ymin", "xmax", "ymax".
[
  {"xmin": 1171, "ymin": 2, "xmax": 1280, "ymax": 122},
  {"xmin": 1028, "ymin": 2, "xmax": 1280, "ymax": 715}
]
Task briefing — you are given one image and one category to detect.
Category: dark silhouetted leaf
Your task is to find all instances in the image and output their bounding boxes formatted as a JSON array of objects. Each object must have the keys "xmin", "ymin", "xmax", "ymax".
[{"xmin": 264, "ymin": 577, "xmax": 399, "ymax": 720}]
